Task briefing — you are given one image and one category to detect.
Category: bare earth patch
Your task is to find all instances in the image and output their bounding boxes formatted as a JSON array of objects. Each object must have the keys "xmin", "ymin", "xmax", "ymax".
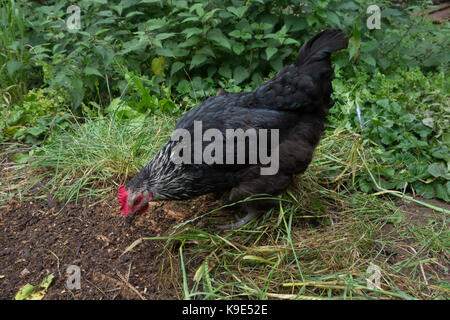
[{"xmin": 0, "ymin": 191, "xmax": 220, "ymax": 299}]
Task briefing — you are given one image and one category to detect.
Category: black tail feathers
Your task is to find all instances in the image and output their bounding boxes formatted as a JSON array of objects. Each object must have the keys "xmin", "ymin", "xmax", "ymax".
[{"xmin": 295, "ymin": 29, "xmax": 348, "ymax": 67}]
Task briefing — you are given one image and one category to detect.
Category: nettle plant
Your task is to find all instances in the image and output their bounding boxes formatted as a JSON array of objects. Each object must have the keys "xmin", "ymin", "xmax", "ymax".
[
  {"xmin": 332, "ymin": 68, "xmax": 449, "ymax": 202},
  {"xmin": 17, "ymin": 0, "xmax": 447, "ymax": 111},
  {"xmin": 1, "ymin": 87, "xmax": 71, "ymax": 145}
]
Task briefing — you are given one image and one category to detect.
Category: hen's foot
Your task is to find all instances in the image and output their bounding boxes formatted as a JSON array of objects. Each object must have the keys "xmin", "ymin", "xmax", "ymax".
[{"xmin": 217, "ymin": 207, "xmax": 261, "ymax": 230}]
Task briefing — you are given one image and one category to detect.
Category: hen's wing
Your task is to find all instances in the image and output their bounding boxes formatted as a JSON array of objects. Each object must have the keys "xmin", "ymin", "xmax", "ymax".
[
  {"xmin": 176, "ymin": 29, "xmax": 348, "ymax": 132},
  {"xmin": 172, "ymin": 29, "xmax": 347, "ymax": 171}
]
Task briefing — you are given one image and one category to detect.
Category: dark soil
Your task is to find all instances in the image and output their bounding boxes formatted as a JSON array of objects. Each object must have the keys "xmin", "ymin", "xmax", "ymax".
[{"xmin": 0, "ymin": 189, "xmax": 221, "ymax": 300}]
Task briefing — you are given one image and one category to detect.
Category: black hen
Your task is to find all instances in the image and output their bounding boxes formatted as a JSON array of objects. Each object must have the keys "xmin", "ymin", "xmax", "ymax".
[{"xmin": 119, "ymin": 29, "xmax": 348, "ymax": 228}]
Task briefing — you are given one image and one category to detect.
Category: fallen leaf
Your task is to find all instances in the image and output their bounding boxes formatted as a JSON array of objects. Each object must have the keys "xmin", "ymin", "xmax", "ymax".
[{"xmin": 15, "ymin": 274, "xmax": 54, "ymax": 300}]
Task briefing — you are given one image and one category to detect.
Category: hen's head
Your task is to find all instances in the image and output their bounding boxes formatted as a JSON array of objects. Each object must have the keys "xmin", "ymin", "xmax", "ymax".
[{"xmin": 118, "ymin": 185, "xmax": 152, "ymax": 224}]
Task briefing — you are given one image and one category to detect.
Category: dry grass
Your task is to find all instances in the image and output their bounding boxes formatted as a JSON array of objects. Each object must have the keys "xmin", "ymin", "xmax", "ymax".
[{"xmin": 149, "ymin": 129, "xmax": 449, "ymax": 300}]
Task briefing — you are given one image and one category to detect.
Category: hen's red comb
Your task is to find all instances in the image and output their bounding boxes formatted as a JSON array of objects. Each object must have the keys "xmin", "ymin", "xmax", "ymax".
[{"xmin": 118, "ymin": 185, "xmax": 130, "ymax": 216}]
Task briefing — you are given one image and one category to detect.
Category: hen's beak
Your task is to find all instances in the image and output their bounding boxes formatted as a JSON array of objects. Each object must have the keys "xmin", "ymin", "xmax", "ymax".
[{"xmin": 125, "ymin": 213, "xmax": 137, "ymax": 226}]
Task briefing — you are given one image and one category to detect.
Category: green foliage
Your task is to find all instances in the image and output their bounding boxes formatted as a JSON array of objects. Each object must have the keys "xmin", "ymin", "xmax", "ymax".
[
  {"xmin": 0, "ymin": 0, "xmax": 39, "ymax": 101},
  {"xmin": 336, "ymin": 1, "xmax": 449, "ymax": 73},
  {"xmin": 332, "ymin": 68, "xmax": 449, "ymax": 201},
  {"xmin": 1, "ymin": 88, "xmax": 71, "ymax": 144},
  {"xmin": 5, "ymin": 0, "xmax": 447, "ymax": 110},
  {"xmin": 121, "ymin": 71, "xmax": 180, "ymax": 116}
]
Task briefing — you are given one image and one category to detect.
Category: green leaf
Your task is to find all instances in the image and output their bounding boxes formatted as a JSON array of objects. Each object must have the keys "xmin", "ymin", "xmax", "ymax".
[
  {"xmin": 233, "ymin": 66, "xmax": 249, "ymax": 85},
  {"xmin": 190, "ymin": 55, "xmax": 208, "ymax": 70},
  {"xmin": 84, "ymin": 67, "xmax": 103, "ymax": 78},
  {"xmin": 15, "ymin": 284, "xmax": 36, "ymax": 300},
  {"xmin": 422, "ymin": 117, "xmax": 434, "ymax": 128},
  {"xmin": 183, "ymin": 27, "xmax": 203, "ymax": 39},
  {"xmin": 171, "ymin": 62, "xmax": 185, "ymax": 76},
  {"xmin": 327, "ymin": 11, "xmax": 341, "ymax": 27},
  {"xmin": 219, "ymin": 65, "xmax": 232, "ymax": 78},
  {"xmin": 6, "ymin": 60, "xmax": 23, "ymax": 76},
  {"xmin": 12, "ymin": 153, "xmax": 31, "ymax": 164},
  {"xmin": 361, "ymin": 55, "xmax": 376, "ymax": 67},
  {"xmin": 125, "ymin": 11, "xmax": 144, "ymax": 19},
  {"xmin": 151, "ymin": 56, "xmax": 165, "ymax": 76},
  {"xmin": 15, "ymin": 274, "xmax": 54, "ymax": 300},
  {"xmin": 145, "ymin": 18, "xmax": 168, "ymax": 31},
  {"xmin": 27, "ymin": 126, "xmax": 47, "ymax": 137},
  {"xmin": 428, "ymin": 163, "xmax": 448, "ymax": 178},
  {"xmin": 155, "ymin": 33, "xmax": 176, "ymax": 40},
  {"xmin": 266, "ymin": 47, "xmax": 278, "ymax": 60},
  {"xmin": 227, "ymin": 6, "xmax": 247, "ymax": 19},
  {"xmin": 176, "ymin": 80, "xmax": 190, "ymax": 94},
  {"xmin": 229, "ymin": 30, "xmax": 241, "ymax": 38},
  {"xmin": 71, "ymin": 78, "xmax": 84, "ymax": 109},
  {"xmin": 435, "ymin": 183, "xmax": 449, "ymax": 202},
  {"xmin": 155, "ymin": 48, "xmax": 176, "ymax": 57},
  {"xmin": 207, "ymin": 29, "xmax": 231, "ymax": 50},
  {"xmin": 233, "ymin": 43, "xmax": 245, "ymax": 55}
]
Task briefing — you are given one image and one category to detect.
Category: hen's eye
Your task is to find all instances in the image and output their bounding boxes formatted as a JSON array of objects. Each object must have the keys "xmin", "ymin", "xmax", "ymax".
[{"xmin": 133, "ymin": 198, "xmax": 141, "ymax": 206}]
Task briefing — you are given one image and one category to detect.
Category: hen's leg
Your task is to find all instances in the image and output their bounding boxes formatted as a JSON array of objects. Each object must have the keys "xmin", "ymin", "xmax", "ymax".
[
  {"xmin": 217, "ymin": 204, "xmax": 260, "ymax": 230},
  {"xmin": 218, "ymin": 173, "xmax": 291, "ymax": 229}
]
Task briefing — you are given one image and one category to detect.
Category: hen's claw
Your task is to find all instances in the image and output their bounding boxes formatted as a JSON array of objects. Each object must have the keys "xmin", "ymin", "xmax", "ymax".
[{"xmin": 218, "ymin": 208, "xmax": 261, "ymax": 230}]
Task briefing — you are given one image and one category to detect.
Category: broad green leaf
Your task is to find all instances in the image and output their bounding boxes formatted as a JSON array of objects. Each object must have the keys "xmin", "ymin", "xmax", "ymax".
[
  {"xmin": 84, "ymin": 67, "xmax": 103, "ymax": 77},
  {"xmin": 428, "ymin": 163, "xmax": 448, "ymax": 178},
  {"xmin": 219, "ymin": 65, "xmax": 232, "ymax": 78},
  {"xmin": 7, "ymin": 60, "xmax": 23, "ymax": 76},
  {"xmin": 145, "ymin": 18, "xmax": 168, "ymax": 31},
  {"xmin": 15, "ymin": 274, "xmax": 54, "ymax": 300},
  {"xmin": 233, "ymin": 66, "xmax": 249, "ymax": 85},
  {"xmin": 151, "ymin": 56, "xmax": 165, "ymax": 76},
  {"xmin": 361, "ymin": 55, "xmax": 376, "ymax": 67},
  {"xmin": 12, "ymin": 153, "xmax": 31, "ymax": 164},
  {"xmin": 327, "ymin": 11, "xmax": 341, "ymax": 27},
  {"xmin": 207, "ymin": 29, "xmax": 231, "ymax": 50},
  {"xmin": 422, "ymin": 117, "xmax": 434, "ymax": 128},
  {"xmin": 15, "ymin": 284, "xmax": 36, "ymax": 300},
  {"xmin": 27, "ymin": 126, "xmax": 47, "ymax": 137},
  {"xmin": 71, "ymin": 78, "xmax": 84, "ymax": 109},
  {"xmin": 229, "ymin": 30, "xmax": 241, "ymax": 38},
  {"xmin": 171, "ymin": 62, "xmax": 185, "ymax": 76},
  {"xmin": 233, "ymin": 43, "xmax": 245, "ymax": 55},
  {"xmin": 155, "ymin": 33, "xmax": 176, "ymax": 40},
  {"xmin": 435, "ymin": 183, "xmax": 449, "ymax": 202},
  {"xmin": 266, "ymin": 47, "xmax": 278, "ymax": 60},
  {"xmin": 227, "ymin": 6, "xmax": 247, "ymax": 19},
  {"xmin": 183, "ymin": 27, "xmax": 203, "ymax": 39},
  {"xmin": 190, "ymin": 54, "xmax": 208, "ymax": 70},
  {"xmin": 155, "ymin": 48, "xmax": 176, "ymax": 57}
]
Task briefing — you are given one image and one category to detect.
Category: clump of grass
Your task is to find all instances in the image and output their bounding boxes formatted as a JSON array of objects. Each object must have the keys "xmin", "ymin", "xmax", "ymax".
[{"xmin": 18, "ymin": 114, "xmax": 175, "ymax": 202}]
